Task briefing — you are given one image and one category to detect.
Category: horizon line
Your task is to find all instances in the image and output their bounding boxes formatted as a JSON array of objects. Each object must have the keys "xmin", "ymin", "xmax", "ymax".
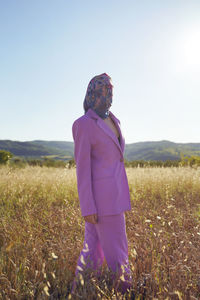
[{"xmin": 1, "ymin": 138, "xmax": 200, "ymax": 145}]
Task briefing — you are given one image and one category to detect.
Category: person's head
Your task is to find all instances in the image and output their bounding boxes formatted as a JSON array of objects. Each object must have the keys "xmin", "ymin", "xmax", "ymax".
[{"xmin": 83, "ymin": 73, "xmax": 113, "ymax": 119}]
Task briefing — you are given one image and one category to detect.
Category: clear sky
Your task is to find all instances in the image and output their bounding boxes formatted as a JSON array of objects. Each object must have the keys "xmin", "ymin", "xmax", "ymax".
[{"xmin": 0, "ymin": 0, "xmax": 200, "ymax": 144}]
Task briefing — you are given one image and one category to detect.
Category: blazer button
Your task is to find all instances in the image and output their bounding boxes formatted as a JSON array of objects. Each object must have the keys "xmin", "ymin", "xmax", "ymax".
[{"xmin": 120, "ymin": 157, "xmax": 124, "ymax": 162}]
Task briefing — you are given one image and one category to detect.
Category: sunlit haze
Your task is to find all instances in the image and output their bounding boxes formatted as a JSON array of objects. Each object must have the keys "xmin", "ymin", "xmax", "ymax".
[{"xmin": 0, "ymin": 0, "xmax": 200, "ymax": 144}]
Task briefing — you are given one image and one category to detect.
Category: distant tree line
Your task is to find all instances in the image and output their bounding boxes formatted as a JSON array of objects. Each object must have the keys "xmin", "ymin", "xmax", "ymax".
[
  {"xmin": 0, "ymin": 150, "xmax": 75, "ymax": 169},
  {"xmin": 1, "ymin": 149, "xmax": 200, "ymax": 168},
  {"xmin": 123, "ymin": 156, "xmax": 200, "ymax": 168},
  {"xmin": 124, "ymin": 159, "xmax": 181, "ymax": 168}
]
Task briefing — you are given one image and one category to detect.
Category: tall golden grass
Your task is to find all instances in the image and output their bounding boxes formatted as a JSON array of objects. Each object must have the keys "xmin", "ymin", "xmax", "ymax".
[{"xmin": 0, "ymin": 165, "xmax": 199, "ymax": 299}]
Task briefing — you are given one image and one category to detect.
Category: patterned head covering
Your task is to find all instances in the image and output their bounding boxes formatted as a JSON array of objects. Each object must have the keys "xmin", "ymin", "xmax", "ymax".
[{"xmin": 83, "ymin": 73, "xmax": 113, "ymax": 119}]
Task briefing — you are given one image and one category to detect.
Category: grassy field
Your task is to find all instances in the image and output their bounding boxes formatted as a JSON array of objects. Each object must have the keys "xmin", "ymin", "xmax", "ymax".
[{"xmin": 0, "ymin": 165, "xmax": 200, "ymax": 299}]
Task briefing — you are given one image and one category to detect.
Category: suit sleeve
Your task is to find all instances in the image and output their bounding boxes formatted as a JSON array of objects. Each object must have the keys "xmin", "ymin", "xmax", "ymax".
[{"xmin": 72, "ymin": 119, "xmax": 97, "ymax": 217}]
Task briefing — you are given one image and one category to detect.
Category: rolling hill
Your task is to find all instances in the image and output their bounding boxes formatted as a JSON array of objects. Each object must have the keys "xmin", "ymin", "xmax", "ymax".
[
  {"xmin": 0, "ymin": 140, "xmax": 74, "ymax": 160},
  {"xmin": 125, "ymin": 140, "xmax": 200, "ymax": 161},
  {"xmin": 0, "ymin": 139, "xmax": 200, "ymax": 161}
]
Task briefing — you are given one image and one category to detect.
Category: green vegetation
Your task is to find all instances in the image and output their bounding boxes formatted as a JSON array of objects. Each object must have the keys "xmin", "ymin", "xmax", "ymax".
[
  {"xmin": 125, "ymin": 140, "xmax": 200, "ymax": 161},
  {"xmin": 0, "ymin": 140, "xmax": 74, "ymax": 159},
  {"xmin": 1, "ymin": 139, "xmax": 200, "ymax": 161},
  {"xmin": 0, "ymin": 166, "xmax": 199, "ymax": 299},
  {"xmin": 7, "ymin": 157, "xmax": 76, "ymax": 169},
  {"xmin": 180, "ymin": 153, "xmax": 200, "ymax": 167},
  {"xmin": 0, "ymin": 150, "xmax": 13, "ymax": 164},
  {"xmin": 4, "ymin": 149, "xmax": 200, "ymax": 169},
  {"xmin": 124, "ymin": 155, "xmax": 200, "ymax": 168}
]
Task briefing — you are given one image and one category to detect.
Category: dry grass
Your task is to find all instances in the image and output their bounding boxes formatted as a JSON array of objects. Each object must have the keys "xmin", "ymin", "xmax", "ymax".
[{"xmin": 0, "ymin": 165, "xmax": 200, "ymax": 299}]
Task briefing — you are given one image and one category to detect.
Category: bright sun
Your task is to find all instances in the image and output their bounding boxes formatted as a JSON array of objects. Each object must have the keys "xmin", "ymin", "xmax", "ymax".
[
  {"xmin": 182, "ymin": 28, "xmax": 200, "ymax": 68},
  {"xmin": 175, "ymin": 25, "xmax": 200, "ymax": 72}
]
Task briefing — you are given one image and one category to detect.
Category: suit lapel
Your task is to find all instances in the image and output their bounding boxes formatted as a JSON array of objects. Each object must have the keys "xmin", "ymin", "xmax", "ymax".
[
  {"xmin": 86, "ymin": 108, "xmax": 124, "ymax": 155},
  {"xmin": 109, "ymin": 111, "xmax": 125, "ymax": 153}
]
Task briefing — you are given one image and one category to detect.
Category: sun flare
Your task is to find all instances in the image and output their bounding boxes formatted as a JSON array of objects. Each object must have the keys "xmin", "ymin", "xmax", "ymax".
[
  {"xmin": 176, "ymin": 25, "xmax": 200, "ymax": 72},
  {"xmin": 183, "ymin": 29, "xmax": 200, "ymax": 67}
]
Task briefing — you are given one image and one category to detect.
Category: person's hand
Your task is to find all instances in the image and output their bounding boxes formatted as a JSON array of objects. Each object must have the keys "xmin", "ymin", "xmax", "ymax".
[{"xmin": 84, "ymin": 214, "xmax": 98, "ymax": 224}]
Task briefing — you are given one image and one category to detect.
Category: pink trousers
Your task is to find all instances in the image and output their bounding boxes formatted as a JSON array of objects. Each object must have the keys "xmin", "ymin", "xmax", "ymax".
[{"xmin": 71, "ymin": 212, "xmax": 132, "ymax": 295}]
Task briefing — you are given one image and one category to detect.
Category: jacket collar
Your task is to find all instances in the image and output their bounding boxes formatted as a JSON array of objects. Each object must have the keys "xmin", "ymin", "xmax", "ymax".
[
  {"xmin": 85, "ymin": 108, "xmax": 120, "ymax": 123},
  {"xmin": 85, "ymin": 108, "xmax": 124, "ymax": 155}
]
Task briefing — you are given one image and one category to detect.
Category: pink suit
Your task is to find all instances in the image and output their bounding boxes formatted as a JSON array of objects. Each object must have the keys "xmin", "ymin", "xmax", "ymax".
[{"xmin": 71, "ymin": 108, "xmax": 132, "ymax": 294}]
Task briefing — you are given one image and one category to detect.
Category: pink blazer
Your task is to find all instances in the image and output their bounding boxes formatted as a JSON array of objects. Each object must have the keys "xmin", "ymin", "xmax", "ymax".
[{"xmin": 72, "ymin": 108, "xmax": 131, "ymax": 217}]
